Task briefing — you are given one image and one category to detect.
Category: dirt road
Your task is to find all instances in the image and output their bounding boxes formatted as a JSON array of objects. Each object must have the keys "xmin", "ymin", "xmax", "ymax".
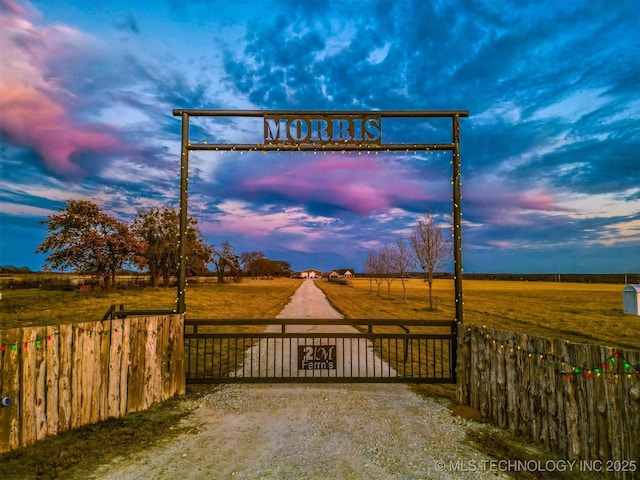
[{"xmin": 89, "ymin": 279, "xmax": 508, "ymax": 479}]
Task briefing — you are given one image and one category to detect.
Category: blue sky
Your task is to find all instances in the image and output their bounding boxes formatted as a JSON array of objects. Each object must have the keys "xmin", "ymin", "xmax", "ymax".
[{"xmin": 0, "ymin": 0, "xmax": 638, "ymax": 274}]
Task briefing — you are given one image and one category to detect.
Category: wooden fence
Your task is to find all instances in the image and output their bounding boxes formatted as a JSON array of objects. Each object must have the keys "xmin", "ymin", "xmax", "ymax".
[
  {"xmin": 0, "ymin": 315, "xmax": 185, "ymax": 453},
  {"xmin": 457, "ymin": 325, "xmax": 640, "ymax": 479}
]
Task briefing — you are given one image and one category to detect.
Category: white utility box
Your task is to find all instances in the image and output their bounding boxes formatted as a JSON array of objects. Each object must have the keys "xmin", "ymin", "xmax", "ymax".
[{"xmin": 622, "ymin": 284, "xmax": 640, "ymax": 315}]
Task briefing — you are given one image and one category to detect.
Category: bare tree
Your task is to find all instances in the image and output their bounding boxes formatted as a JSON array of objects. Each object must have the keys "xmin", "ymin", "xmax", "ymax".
[
  {"xmin": 379, "ymin": 244, "xmax": 399, "ymax": 299},
  {"xmin": 367, "ymin": 251, "xmax": 384, "ymax": 296},
  {"xmin": 210, "ymin": 241, "xmax": 238, "ymax": 283},
  {"xmin": 395, "ymin": 235, "xmax": 415, "ymax": 303},
  {"xmin": 364, "ymin": 252, "xmax": 376, "ymax": 293},
  {"xmin": 409, "ymin": 212, "xmax": 450, "ymax": 309}
]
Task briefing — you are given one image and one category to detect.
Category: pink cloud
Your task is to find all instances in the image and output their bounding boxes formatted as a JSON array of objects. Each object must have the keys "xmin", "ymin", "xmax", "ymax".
[
  {"xmin": 488, "ymin": 240, "xmax": 517, "ymax": 249},
  {"xmin": 0, "ymin": 0, "xmax": 28, "ymax": 16},
  {"xmin": 466, "ymin": 176, "xmax": 561, "ymax": 225},
  {"xmin": 0, "ymin": 0, "xmax": 119, "ymax": 176},
  {"xmin": 308, "ymin": 157, "xmax": 380, "ymax": 173},
  {"xmin": 243, "ymin": 155, "xmax": 429, "ymax": 215},
  {"xmin": 0, "ymin": 85, "xmax": 118, "ymax": 175},
  {"xmin": 520, "ymin": 192, "xmax": 557, "ymax": 211}
]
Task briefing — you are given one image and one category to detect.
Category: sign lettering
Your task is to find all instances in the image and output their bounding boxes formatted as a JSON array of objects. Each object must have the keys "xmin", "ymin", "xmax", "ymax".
[
  {"xmin": 298, "ymin": 345, "xmax": 337, "ymax": 370},
  {"xmin": 264, "ymin": 114, "xmax": 382, "ymax": 146}
]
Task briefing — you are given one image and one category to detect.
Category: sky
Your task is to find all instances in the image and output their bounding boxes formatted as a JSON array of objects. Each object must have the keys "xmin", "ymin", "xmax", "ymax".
[{"xmin": 0, "ymin": 0, "xmax": 638, "ymax": 274}]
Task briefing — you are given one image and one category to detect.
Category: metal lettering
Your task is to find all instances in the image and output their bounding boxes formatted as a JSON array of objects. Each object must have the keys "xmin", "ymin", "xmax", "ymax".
[
  {"xmin": 313, "ymin": 118, "xmax": 332, "ymax": 141},
  {"xmin": 334, "ymin": 118, "xmax": 352, "ymax": 141},
  {"xmin": 298, "ymin": 345, "xmax": 337, "ymax": 370},
  {"xmin": 264, "ymin": 114, "xmax": 381, "ymax": 145},
  {"xmin": 288, "ymin": 118, "xmax": 311, "ymax": 142},
  {"xmin": 264, "ymin": 117, "xmax": 285, "ymax": 141},
  {"xmin": 364, "ymin": 117, "xmax": 381, "ymax": 141}
]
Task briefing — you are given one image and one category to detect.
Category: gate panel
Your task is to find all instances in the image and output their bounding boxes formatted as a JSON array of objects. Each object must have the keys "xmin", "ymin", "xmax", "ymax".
[{"xmin": 184, "ymin": 319, "xmax": 456, "ymax": 384}]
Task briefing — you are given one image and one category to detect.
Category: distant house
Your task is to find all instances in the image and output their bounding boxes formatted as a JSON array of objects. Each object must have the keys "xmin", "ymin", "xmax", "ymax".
[
  {"xmin": 298, "ymin": 269, "xmax": 322, "ymax": 279},
  {"xmin": 329, "ymin": 268, "xmax": 354, "ymax": 279}
]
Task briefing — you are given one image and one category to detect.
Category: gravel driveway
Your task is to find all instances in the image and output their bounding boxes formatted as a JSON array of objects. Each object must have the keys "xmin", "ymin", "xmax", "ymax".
[{"xmin": 89, "ymin": 279, "xmax": 510, "ymax": 479}]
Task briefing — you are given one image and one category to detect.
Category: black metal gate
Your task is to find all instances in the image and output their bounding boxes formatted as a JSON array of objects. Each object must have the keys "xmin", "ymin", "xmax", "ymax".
[{"xmin": 185, "ymin": 319, "xmax": 457, "ymax": 384}]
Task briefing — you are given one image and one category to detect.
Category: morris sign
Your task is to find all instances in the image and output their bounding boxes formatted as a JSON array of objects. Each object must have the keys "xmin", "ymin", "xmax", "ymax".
[{"xmin": 264, "ymin": 113, "xmax": 382, "ymax": 146}]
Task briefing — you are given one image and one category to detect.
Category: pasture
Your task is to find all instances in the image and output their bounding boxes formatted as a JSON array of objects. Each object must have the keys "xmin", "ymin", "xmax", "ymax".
[
  {"xmin": 0, "ymin": 277, "xmax": 302, "ymax": 330},
  {"xmin": 316, "ymin": 278, "xmax": 638, "ymax": 350},
  {"xmin": 1, "ymin": 275, "xmax": 634, "ymax": 350}
]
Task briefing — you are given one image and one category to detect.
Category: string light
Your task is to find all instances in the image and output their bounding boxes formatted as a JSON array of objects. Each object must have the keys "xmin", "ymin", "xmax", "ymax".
[
  {"xmin": 463, "ymin": 325, "xmax": 640, "ymax": 382},
  {"xmin": 0, "ymin": 321, "xmax": 166, "ymax": 352}
]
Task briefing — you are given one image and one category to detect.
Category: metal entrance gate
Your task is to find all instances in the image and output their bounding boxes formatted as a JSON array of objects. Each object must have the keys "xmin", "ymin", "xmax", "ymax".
[
  {"xmin": 174, "ymin": 109, "xmax": 468, "ymax": 385},
  {"xmin": 185, "ymin": 319, "xmax": 457, "ymax": 384}
]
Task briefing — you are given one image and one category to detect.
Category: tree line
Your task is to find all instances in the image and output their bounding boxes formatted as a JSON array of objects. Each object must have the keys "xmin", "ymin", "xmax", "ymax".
[
  {"xmin": 35, "ymin": 200, "xmax": 291, "ymax": 290},
  {"xmin": 364, "ymin": 212, "xmax": 449, "ymax": 308}
]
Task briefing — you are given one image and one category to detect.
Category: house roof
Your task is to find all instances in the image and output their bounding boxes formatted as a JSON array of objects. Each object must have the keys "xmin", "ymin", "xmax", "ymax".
[{"xmin": 334, "ymin": 268, "xmax": 354, "ymax": 275}]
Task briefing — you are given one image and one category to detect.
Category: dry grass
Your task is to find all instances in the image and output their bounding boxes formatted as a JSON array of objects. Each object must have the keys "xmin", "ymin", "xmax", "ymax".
[
  {"xmin": 0, "ymin": 277, "xmax": 304, "ymax": 382},
  {"xmin": 316, "ymin": 278, "xmax": 637, "ymax": 350},
  {"xmin": 0, "ymin": 278, "xmax": 302, "ymax": 329}
]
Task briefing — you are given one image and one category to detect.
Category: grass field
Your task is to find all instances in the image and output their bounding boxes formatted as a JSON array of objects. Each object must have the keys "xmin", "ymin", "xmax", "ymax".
[
  {"xmin": 316, "ymin": 278, "xmax": 638, "ymax": 350},
  {"xmin": 2, "ymin": 275, "xmax": 635, "ymax": 350},
  {"xmin": 0, "ymin": 278, "xmax": 302, "ymax": 330}
]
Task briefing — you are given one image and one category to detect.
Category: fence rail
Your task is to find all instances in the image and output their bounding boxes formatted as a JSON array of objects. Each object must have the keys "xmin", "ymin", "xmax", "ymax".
[
  {"xmin": 185, "ymin": 319, "xmax": 457, "ymax": 383},
  {"xmin": 0, "ymin": 315, "xmax": 184, "ymax": 453},
  {"xmin": 102, "ymin": 304, "xmax": 175, "ymax": 321},
  {"xmin": 456, "ymin": 325, "xmax": 640, "ymax": 479}
]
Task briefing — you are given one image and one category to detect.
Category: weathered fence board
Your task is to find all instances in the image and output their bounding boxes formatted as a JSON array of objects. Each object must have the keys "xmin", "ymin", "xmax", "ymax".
[
  {"xmin": 45, "ymin": 325, "xmax": 59, "ymax": 437},
  {"xmin": 58, "ymin": 324, "xmax": 72, "ymax": 433},
  {"xmin": 457, "ymin": 325, "xmax": 640, "ymax": 480},
  {"xmin": 0, "ymin": 315, "xmax": 184, "ymax": 453}
]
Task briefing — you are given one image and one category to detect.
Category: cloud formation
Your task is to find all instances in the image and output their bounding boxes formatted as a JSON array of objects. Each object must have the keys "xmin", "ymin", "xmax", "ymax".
[
  {"xmin": 0, "ymin": 0, "xmax": 121, "ymax": 176},
  {"xmin": 0, "ymin": 0, "xmax": 638, "ymax": 273}
]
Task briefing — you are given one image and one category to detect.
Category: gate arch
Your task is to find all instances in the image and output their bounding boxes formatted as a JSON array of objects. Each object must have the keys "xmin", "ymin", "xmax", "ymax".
[{"xmin": 173, "ymin": 109, "xmax": 468, "ymax": 383}]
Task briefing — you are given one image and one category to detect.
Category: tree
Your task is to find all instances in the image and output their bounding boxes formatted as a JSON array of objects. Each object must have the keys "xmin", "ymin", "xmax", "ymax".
[
  {"xmin": 210, "ymin": 241, "xmax": 239, "ymax": 283},
  {"xmin": 185, "ymin": 226, "xmax": 213, "ymax": 277},
  {"xmin": 133, "ymin": 207, "xmax": 177, "ymax": 287},
  {"xmin": 379, "ymin": 244, "xmax": 399, "ymax": 299},
  {"xmin": 271, "ymin": 260, "xmax": 292, "ymax": 277},
  {"xmin": 395, "ymin": 235, "xmax": 415, "ymax": 303},
  {"xmin": 133, "ymin": 207, "xmax": 211, "ymax": 287},
  {"xmin": 247, "ymin": 257, "xmax": 292, "ymax": 278},
  {"xmin": 36, "ymin": 200, "xmax": 139, "ymax": 290},
  {"xmin": 366, "ymin": 251, "xmax": 384, "ymax": 296},
  {"xmin": 240, "ymin": 251, "xmax": 265, "ymax": 278},
  {"xmin": 364, "ymin": 252, "xmax": 376, "ymax": 293},
  {"xmin": 409, "ymin": 211, "xmax": 450, "ymax": 309}
]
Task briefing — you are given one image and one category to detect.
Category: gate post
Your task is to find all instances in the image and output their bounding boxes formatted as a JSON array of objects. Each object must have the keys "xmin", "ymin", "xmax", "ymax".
[
  {"xmin": 452, "ymin": 114, "xmax": 463, "ymax": 383},
  {"xmin": 452, "ymin": 114, "xmax": 464, "ymax": 326},
  {"xmin": 177, "ymin": 112, "xmax": 190, "ymax": 315}
]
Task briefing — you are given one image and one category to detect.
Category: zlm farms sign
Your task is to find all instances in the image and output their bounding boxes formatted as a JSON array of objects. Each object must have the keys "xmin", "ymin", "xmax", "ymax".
[
  {"xmin": 298, "ymin": 345, "xmax": 337, "ymax": 370},
  {"xmin": 264, "ymin": 113, "xmax": 382, "ymax": 146}
]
